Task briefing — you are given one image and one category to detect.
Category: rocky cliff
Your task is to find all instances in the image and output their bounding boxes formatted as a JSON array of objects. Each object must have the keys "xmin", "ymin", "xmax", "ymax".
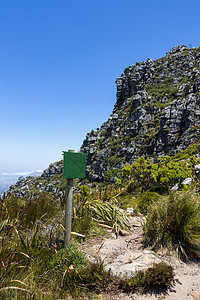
[
  {"xmin": 6, "ymin": 45, "xmax": 200, "ymax": 195},
  {"xmin": 81, "ymin": 45, "xmax": 200, "ymax": 181}
]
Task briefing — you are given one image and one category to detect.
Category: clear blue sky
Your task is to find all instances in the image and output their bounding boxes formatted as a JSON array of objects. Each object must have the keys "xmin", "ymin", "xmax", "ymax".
[{"xmin": 0, "ymin": 0, "xmax": 199, "ymax": 173}]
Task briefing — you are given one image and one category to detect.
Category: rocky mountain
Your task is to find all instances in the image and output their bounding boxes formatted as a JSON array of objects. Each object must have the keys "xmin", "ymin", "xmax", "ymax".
[
  {"xmin": 6, "ymin": 44, "xmax": 200, "ymax": 196},
  {"xmin": 0, "ymin": 170, "xmax": 43, "ymax": 196},
  {"xmin": 7, "ymin": 162, "xmax": 64, "ymax": 199},
  {"xmin": 81, "ymin": 45, "xmax": 200, "ymax": 181}
]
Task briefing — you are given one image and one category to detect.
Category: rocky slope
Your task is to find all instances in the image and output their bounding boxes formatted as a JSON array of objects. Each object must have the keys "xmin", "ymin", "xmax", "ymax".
[
  {"xmin": 7, "ymin": 161, "xmax": 64, "ymax": 199},
  {"xmin": 81, "ymin": 45, "xmax": 200, "ymax": 181},
  {"xmin": 6, "ymin": 45, "xmax": 200, "ymax": 195}
]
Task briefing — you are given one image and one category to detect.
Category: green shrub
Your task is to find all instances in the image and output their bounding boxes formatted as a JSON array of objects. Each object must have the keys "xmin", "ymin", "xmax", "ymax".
[
  {"xmin": 72, "ymin": 212, "xmax": 93, "ymax": 236},
  {"xmin": 122, "ymin": 155, "xmax": 194, "ymax": 193},
  {"xmin": 137, "ymin": 192, "xmax": 161, "ymax": 215},
  {"xmin": 47, "ymin": 248, "xmax": 113, "ymax": 298},
  {"xmin": 72, "ymin": 185, "xmax": 93, "ymax": 236},
  {"xmin": 73, "ymin": 184, "xmax": 130, "ymax": 236},
  {"xmin": 143, "ymin": 191, "xmax": 200, "ymax": 260},
  {"xmin": 47, "ymin": 245, "xmax": 87, "ymax": 297},
  {"xmin": 80, "ymin": 259, "xmax": 113, "ymax": 293},
  {"xmin": 146, "ymin": 79, "xmax": 178, "ymax": 100},
  {"xmin": 89, "ymin": 200, "xmax": 130, "ymax": 234},
  {"xmin": 49, "ymin": 245, "xmax": 87, "ymax": 273},
  {"xmin": 120, "ymin": 262, "xmax": 175, "ymax": 294}
]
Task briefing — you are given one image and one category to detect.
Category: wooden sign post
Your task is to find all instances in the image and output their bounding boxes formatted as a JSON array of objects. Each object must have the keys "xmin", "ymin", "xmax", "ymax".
[{"xmin": 63, "ymin": 150, "xmax": 86, "ymax": 248}]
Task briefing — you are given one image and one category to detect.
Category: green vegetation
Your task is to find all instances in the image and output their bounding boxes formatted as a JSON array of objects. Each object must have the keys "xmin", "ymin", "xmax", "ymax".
[
  {"xmin": 120, "ymin": 262, "xmax": 175, "ymax": 294},
  {"xmin": 146, "ymin": 79, "xmax": 178, "ymax": 100},
  {"xmin": 1, "ymin": 144, "xmax": 200, "ymax": 298},
  {"xmin": 4, "ymin": 192, "xmax": 58, "ymax": 228},
  {"xmin": 3, "ymin": 45, "xmax": 200, "ymax": 298},
  {"xmin": 144, "ymin": 190, "xmax": 200, "ymax": 260},
  {"xmin": 0, "ymin": 181, "xmax": 132, "ymax": 299},
  {"xmin": 137, "ymin": 191, "xmax": 161, "ymax": 215},
  {"xmin": 121, "ymin": 154, "xmax": 195, "ymax": 193}
]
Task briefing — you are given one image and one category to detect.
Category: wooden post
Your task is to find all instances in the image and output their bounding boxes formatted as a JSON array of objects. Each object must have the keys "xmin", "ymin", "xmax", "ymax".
[
  {"xmin": 64, "ymin": 178, "xmax": 73, "ymax": 248},
  {"xmin": 64, "ymin": 150, "xmax": 74, "ymax": 249},
  {"xmin": 63, "ymin": 149, "xmax": 86, "ymax": 249}
]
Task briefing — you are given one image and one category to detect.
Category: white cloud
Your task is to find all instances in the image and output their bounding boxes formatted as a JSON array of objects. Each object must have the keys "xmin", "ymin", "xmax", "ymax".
[{"xmin": 1, "ymin": 172, "xmax": 30, "ymax": 176}]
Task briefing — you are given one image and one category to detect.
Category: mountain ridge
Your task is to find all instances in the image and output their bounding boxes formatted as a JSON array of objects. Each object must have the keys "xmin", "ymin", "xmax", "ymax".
[
  {"xmin": 80, "ymin": 45, "xmax": 200, "ymax": 181},
  {"xmin": 0, "ymin": 170, "xmax": 43, "ymax": 196},
  {"xmin": 6, "ymin": 44, "xmax": 200, "ymax": 195}
]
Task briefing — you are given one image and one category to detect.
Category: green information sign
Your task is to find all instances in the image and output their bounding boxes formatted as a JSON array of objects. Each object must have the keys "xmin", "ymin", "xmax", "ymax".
[{"xmin": 63, "ymin": 151, "xmax": 86, "ymax": 179}]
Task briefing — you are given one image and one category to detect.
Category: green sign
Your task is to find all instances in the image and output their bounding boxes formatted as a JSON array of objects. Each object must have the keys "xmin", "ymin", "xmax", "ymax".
[{"xmin": 63, "ymin": 151, "xmax": 86, "ymax": 179}]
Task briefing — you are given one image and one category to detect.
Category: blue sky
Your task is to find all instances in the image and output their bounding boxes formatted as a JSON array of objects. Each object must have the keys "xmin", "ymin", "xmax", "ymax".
[{"xmin": 0, "ymin": 0, "xmax": 200, "ymax": 173}]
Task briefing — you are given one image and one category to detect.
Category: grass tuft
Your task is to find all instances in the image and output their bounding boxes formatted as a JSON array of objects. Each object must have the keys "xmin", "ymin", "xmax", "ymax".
[{"xmin": 143, "ymin": 190, "xmax": 200, "ymax": 260}]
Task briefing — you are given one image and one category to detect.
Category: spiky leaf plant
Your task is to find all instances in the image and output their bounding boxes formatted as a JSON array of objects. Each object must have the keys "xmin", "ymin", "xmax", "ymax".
[{"xmin": 73, "ymin": 184, "xmax": 130, "ymax": 236}]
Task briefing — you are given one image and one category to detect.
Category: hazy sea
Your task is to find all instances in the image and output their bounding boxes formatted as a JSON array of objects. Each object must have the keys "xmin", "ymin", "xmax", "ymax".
[
  {"xmin": 0, "ymin": 176, "xmax": 19, "ymax": 195},
  {"xmin": 0, "ymin": 171, "xmax": 43, "ymax": 196}
]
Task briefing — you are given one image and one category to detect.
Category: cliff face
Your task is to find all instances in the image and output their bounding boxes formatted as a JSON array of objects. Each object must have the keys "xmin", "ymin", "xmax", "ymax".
[{"xmin": 81, "ymin": 45, "xmax": 200, "ymax": 181}]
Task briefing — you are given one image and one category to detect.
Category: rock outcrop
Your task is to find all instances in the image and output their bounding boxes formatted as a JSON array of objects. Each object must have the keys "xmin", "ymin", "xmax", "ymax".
[
  {"xmin": 6, "ymin": 45, "xmax": 200, "ymax": 194},
  {"xmin": 81, "ymin": 45, "xmax": 200, "ymax": 181},
  {"xmin": 7, "ymin": 161, "xmax": 64, "ymax": 199}
]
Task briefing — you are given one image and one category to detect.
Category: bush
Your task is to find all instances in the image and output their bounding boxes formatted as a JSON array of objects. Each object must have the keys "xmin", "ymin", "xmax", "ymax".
[
  {"xmin": 46, "ymin": 248, "xmax": 115, "ymax": 298},
  {"xmin": 49, "ymin": 245, "xmax": 87, "ymax": 273},
  {"xmin": 47, "ymin": 245, "xmax": 88, "ymax": 297},
  {"xmin": 73, "ymin": 184, "xmax": 130, "ymax": 236},
  {"xmin": 137, "ymin": 192, "xmax": 161, "ymax": 215},
  {"xmin": 81, "ymin": 259, "xmax": 113, "ymax": 293},
  {"xmin": 123, "ymin": 156, "xmax": 193, "ymax": 193},
  {"xmin": 143, "ymin": 191, "xmax": 200, "ymax": 260},
  {"xmin": 120, "ymin": 262, "xmax": 175, "ymax": 294}
]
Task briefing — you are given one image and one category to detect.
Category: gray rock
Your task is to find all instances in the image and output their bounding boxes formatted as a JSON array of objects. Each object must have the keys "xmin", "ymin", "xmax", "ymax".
[
  {"xmin": 195, "ymin": 164, "xmax": 200, "ymax": 173},
  {"xmin": 166, "ymin": 45, "xmax": 187, "ymax": 55},
  {"xmin": 171, "ymin": 184, "xmax": 179, "ymax": 191},
  {"xmin": 182, "ymin": 178, "xmax": 192, "ymax": 185},
  {"xmin": 104, "ymin": 250, "xmax": 161, "ymax": 277}
]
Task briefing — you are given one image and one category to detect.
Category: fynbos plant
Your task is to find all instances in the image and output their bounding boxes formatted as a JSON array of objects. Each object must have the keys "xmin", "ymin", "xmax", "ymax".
[
  {"xmin": 143, "ymin": 190, "xmax": 200, "ymax": 260},
  {"xmin": 120, "ymin": 262, "xmax": 175, "ymax": 294}
]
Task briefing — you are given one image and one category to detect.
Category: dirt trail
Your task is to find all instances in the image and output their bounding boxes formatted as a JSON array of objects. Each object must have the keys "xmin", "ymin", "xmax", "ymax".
[{"xmin": 81, "ymin": 219, "xmax": 200, "ymax": 300}]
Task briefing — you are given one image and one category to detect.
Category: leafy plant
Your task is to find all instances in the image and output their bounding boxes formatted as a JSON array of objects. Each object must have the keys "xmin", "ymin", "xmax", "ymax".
[
  {"xmin": 49, "ymin": 245, "xmax": 87, "ymax": 273},
  {"xmin": 80, "ymin": 259, "xmax": 113, "ymax": 293},
  {"xmin": 90, "ymin": 199, "xmax": 130, "ymax": 234},
  {"xmin": 4, "ymin": 192, "xmax": 60, "ymax": 228},
  {"xmin": 47, "ymin": 245, "xmax": 87, "ymax": 298},
  {"xmin": 72, "ymin": 184, "xmax": 130, "ymax": 236},
  {"xmin": 0, "ymin": 212, "xmax": 31, "ymax": 298},
  {"xmin": 122, "ymin": 154, "xmax": 194, "ymax": 193}
]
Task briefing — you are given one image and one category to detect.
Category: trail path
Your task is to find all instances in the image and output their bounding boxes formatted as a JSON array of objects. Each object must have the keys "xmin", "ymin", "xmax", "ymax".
[{"xmin": 81, "ymin": 216, "xmax": 200, "ymax": 300}]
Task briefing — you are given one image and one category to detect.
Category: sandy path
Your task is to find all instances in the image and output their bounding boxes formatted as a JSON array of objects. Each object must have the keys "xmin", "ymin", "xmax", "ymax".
[{"xmin": 81, "ymin": 223, "xmax": 200, "ymax": 300}]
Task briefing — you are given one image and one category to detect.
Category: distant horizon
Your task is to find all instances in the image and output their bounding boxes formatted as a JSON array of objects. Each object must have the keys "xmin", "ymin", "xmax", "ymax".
[
  {"xmin": 0, "ymin": 170, "xmax": 43, "ymax": 178},
  {"xmin": 0, "ymin": 170, "xmax": 43, "ymax": 176},
  {"xmin": 0, "ymin": 170, "xmax": 44, "ymax": 195}
]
